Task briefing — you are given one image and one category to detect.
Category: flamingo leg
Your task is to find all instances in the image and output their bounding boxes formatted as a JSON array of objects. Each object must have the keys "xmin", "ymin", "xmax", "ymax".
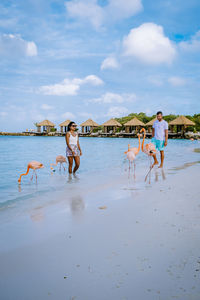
[
  {"xmin": 149, "ymin": 156, "xmax": 152, "ymax": 184},
  {"xmin": 59, "ymin": 162, "xmax": 61, "ymax": 171},
  {"xmin": 30, "ymin": 172, "xmax": 34, "ymax": 181},
  {"xmin": 34, "ymin": 170, "xmax": 37, "ymax": 182},
  {"xmin": 145, "ymin": 156, "xmax": 153, "ymax": 183},
  {"xmin": 63, "ymin": 163, "xmax": 66, "ymax": 171},
  {"xmin": 134, "ymin": 161, "xmax": 136, "ymax": 179},
  {"xmin": 128, "ymin": 161, "xmax": 131, "ymax": 178}
]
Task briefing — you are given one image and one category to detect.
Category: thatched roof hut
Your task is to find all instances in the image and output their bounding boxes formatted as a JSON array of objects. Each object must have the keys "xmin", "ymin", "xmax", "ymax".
[
  {"xmin": 37, "ymin": 119, "xmax": 55, "ymax": 133},
  {"xmin": 169, "ymin": 115, "xmax": 195, "ymax": 126},
  {"xmin": 102, "ymin": 118, "xmax": 122, "ymax": 133},
  {"xmin": 145, "ymin": 117, "xmax": 157, "ymax": 126},
  {"xmin": 169, "ymin": 115, "xmax": 195, "ymax": 134},
  {"xmin": 80, "ymin": 119, "xmax": 99, "ymax": 133},
  {"xmin": 37, "ymin": 120, "xmax": 55, "ymax": 126},
  {"xmin": 145, "ymin": 117, "xmax": 157, "ymax": 133},
  {"xmin": 59, "ymin": 119, "xmax": 71, "ymax": 133},
  {"xmin": 124, "ymin": 117, "xmax": 145, "ymax": 133}
]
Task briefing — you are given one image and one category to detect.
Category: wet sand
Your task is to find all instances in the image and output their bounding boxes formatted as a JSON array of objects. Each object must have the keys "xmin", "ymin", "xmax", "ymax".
[{"xmin": 0, "ymin": 164, "xmax": 200, "ymax": 300}]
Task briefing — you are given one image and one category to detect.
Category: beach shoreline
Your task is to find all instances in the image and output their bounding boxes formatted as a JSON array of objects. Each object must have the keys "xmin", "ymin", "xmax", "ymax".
[
  {"xmin": 1, "ymin": 132, "xmax": 200, "ymax": 139},
  {"xmin": 1, "ymin": 161, "xmax": 200, "ymax": 300}
]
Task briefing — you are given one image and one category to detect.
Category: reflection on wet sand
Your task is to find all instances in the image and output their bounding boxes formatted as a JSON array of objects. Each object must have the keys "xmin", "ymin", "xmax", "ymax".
[
  {"xmin": 30, "ymin": 206, "xmax": 45, "ymax": 222},
  {"xmin": 145, "ymin": 167, "xmax": 166, "ymax": 185},
  {"xmin": 155, "ymin": 168, "xmax": 166, "ymax": 182},
  {"xmin": 171, "ymin": 160, "xmax": 200, "ymax": 171},
  {"xmin": 70, "ymin": 195, "xmax": 85, "ymax": 215},
  {"xmin": 28, "ymin": 190, "xmax": 85, "ymax": 222}
]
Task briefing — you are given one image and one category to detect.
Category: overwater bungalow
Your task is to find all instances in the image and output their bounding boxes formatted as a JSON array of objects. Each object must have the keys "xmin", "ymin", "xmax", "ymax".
[
  {"xmin": 169, "ymin": 116, "xmax": 195, "ymax": 135},
  {"xmin": 37, "ymin": 120, "xmax": 55, "ymax": 133},
  {"xmin": 124, "ymin": 117, "xmax": 145, "ymax": 133},
  {"xmin": 102, "ymin": 118, "xmax": 122, "ymax": 133},
  {"xmin": 80, "ymin": 119, "xmax": 99, "ymax": 133},
  {"xmin": 59, "ymin": 120, "xmax": 71, "ymax": 133},
  {"xmin": 145, "ymin": 117, "xmax": 157, "ymax": 133}
]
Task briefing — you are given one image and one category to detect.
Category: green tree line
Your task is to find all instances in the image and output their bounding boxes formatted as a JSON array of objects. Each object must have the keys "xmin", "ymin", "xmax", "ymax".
[{"xmin": 115, "ymin": 113, "xmax": 200, "ymax": 131}]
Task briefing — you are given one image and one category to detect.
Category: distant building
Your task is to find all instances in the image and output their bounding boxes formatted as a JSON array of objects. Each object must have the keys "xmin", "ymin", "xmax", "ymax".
[
  {"xmin": 59, "ymin": 120, "xmax": 71, "ymax": 133},
  {"xmin": 145, "ymin": 117, "xmax": 157, "ymax": 133},
  {"xmin": 36, "ymin": 120, "xmax": 55, "ymax": 133},
  {"xmin": 80, "ymin": 119, "xmax": 99, "ymax": 133},
  {"xmin": 169, "ymin": 115, "xmax": 195, "ymax": 134},
  {"xmin": 124, "ymin": 117, "xmax": 145, "ymax": 133},
  {"xmin": 102, "ymin": 118, "xmax": 122, "ymax": 133}
]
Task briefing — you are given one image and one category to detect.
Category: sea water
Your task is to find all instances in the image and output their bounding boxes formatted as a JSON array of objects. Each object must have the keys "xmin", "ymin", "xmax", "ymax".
[{"xmin": 0, "ymin": 136, "xmax": 199, "ymax": 213}]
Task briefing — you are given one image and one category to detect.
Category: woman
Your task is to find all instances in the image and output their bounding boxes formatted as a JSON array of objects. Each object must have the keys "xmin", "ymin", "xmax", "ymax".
[{"xmin": 65, "ymin": 121, "xmax": 82, "ymax": 174}]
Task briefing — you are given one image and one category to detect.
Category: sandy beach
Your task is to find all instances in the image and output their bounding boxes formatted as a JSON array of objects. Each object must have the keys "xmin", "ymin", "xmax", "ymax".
[
  {"xmin": 1, "ymin": 160, "xmax": 200, "ymax": 300},
  {"xmin": 1, "ymin": 0, "xmax": 200, "ymax": 299}
]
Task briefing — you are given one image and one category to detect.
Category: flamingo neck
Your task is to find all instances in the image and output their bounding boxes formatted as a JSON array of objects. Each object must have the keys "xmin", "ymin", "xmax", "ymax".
[
  {"xmin": 18, "ymin": 166, "xmax": 30, "ymax": 182},
  {"xmin": 137, "ymin": 135, "xmax": 141, "ymax": 153},
  {"xmin": 142, "ymin": 131, "xmax": 146, "ymax": 151}
]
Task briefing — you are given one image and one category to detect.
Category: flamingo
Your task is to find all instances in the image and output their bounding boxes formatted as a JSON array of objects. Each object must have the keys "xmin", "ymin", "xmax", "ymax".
[
  {"xmin": 124, "ymin": 133, "xmax": 141, "ymax": 178},
  {"xmin": 140, "ymin": 128, "xmax": 157, "ymax": 182},
  {"xmin": 50, "ymin": 155, "xmax": 67, "ymax": 172},
  {"xmin": 18, "ymin": 161, "xmax": 44, "ymax": 183}
]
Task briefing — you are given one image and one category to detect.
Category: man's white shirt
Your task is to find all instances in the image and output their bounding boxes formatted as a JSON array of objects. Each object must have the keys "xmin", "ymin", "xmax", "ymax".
[{"xmin": 153, "ymin": 119, "xmax": 168, "ymax": 141}]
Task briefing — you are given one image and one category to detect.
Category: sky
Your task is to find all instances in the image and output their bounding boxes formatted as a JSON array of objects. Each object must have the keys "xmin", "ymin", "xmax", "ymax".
[{"xmin": 0, "ymin": 0, "xmax": 200, "ymax": 131}]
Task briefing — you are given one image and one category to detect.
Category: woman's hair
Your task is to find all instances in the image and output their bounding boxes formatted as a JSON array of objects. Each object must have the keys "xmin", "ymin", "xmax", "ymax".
[{"xmin": 67, "ymin": 121, "xmax": 75, "ymax": 132}]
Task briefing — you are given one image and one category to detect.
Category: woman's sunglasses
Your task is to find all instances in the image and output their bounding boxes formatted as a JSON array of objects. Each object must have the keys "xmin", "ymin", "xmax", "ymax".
[{"xmin": 72, "ymin": 125, "xmax": 77, "ymax": 127}]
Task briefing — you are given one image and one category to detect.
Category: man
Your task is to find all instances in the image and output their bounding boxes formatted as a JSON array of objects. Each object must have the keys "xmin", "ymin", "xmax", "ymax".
[{"xmin": 152, "ymin": 111, "xmax": 168, "ymax": 168}]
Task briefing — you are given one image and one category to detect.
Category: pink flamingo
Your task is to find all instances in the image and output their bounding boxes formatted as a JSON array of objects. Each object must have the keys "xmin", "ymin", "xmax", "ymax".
[
  {"xmin": 18, "ymin": 161, "xmax": 44, "ymax": 183},
  {"xmin": 124, "ymin": 134, "xmax": 141, "ymax": 178},
  {"xmin": 50, "ymin": 155, "xmax": 67, "ymax": 172},
  {"xmin": 140, "ymin": 128, "xmax": 157, "ymax": 182}
]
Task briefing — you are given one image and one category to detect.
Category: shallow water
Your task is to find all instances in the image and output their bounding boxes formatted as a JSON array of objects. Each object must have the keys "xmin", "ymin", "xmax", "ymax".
[
  {"xmin": 1, "ymin": 137, "xmax": 200, "ymax": 300},
  {"xmin": 0, "ymin": 136, "xmax": 199, "ymax": 213}
]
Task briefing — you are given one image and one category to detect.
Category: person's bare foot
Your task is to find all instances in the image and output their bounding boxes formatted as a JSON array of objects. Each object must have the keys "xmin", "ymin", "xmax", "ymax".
[
  {"xmin": 152, "ymin": 161, "xmax": 159, "ymax": 167},
  {"xmin": 158, "ymin": 164, "xmax": 163, "ymax": 168}
]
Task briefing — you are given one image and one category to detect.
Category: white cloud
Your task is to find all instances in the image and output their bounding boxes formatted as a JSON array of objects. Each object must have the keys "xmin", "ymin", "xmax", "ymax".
[
  {"xmin": 101, "ymin": 56, "xmax": 119, "ymax": 70},
  {"xmin": 41, "ymin": 104, "xmax": 54, "ymax": 110},
  {"xmin": 123, "ymin": 23, "xmax": 176, "ymax": 65},
  {"xmin": 168, "ymin": 76, "xmax": 186, "ymax": 86},
  {"xmin": 107, "ymin": 106, "xmax": 129, "ymax": 117},
  {"xmin": 61, "ymin": 112, "xmax": 76, "ymax": 119},
  {"xmin": 39, "ymin": 75, "xmax": 103, "ymax": 96},
  {"xmin": 65, "ymin": 0, "xmax": 142, "ymax": 29},
  {"xmin": 40, "ymin": 79, "xmax": 79, "ymax": 96},
  {"xmin": 66, "ymin": 0, "xmax": 103, "ymax": 30},
  {"xmin": 0, "ymin": 34, "xmax": 37, "ymax": 57},
  {"xmin": 83, "ymin": 75, "xmax": 104, "ymax": 85},
  {"xmin": 179, "ymin": 30, "xmax": 200, "ymax": 52},
  {"xmin": 26, "ymin": 41, "xmax": 38, "ymax": 56},
  {"xmin": 90, "ymin": 92, "xmax": 137, "ymax": 104},
  {"xmin": 106, "ymin": 0, "xmax": 143, "ymax": 22}
]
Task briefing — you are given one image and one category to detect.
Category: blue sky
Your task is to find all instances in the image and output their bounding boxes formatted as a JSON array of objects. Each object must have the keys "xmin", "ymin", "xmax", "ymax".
[{"xmin": 0, "ymin": 0, "xmax": 200, "ymax": 131}]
